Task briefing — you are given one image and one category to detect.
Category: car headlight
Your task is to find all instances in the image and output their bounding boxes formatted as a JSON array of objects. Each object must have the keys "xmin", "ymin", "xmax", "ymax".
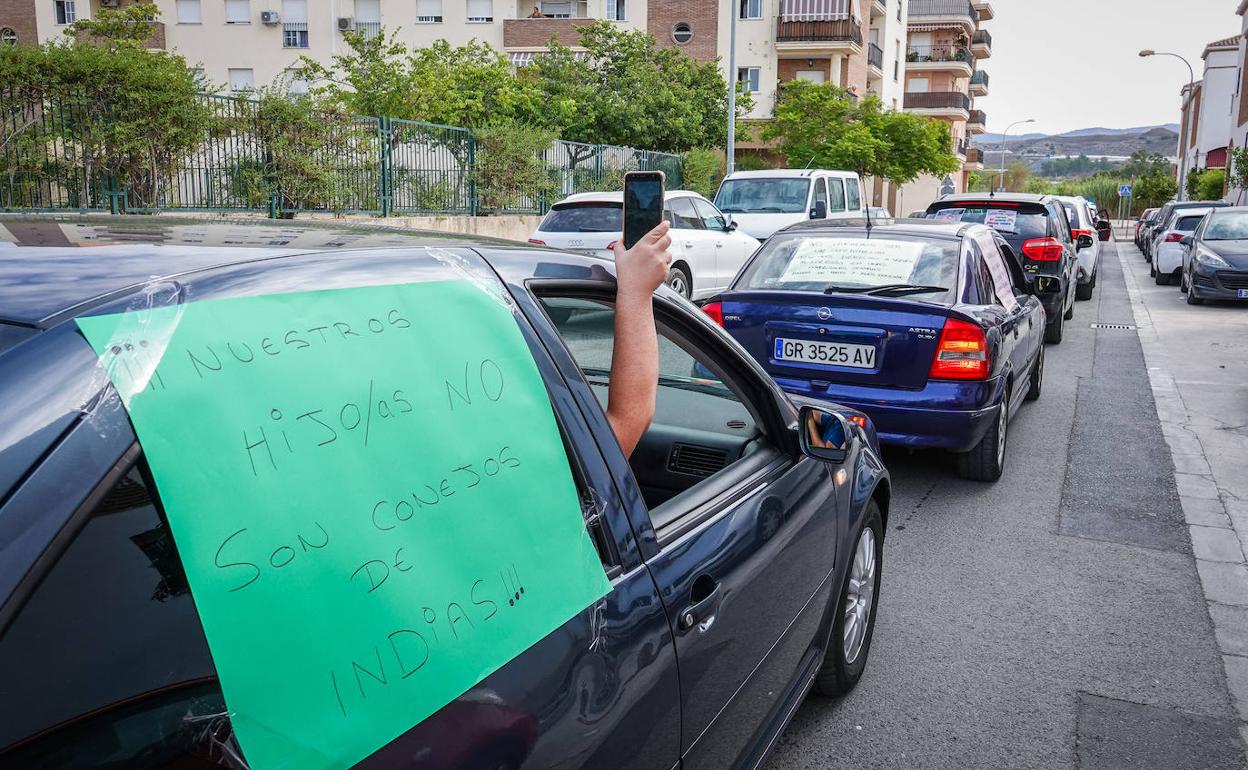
[{"xmin": 1195, "ymin": 247, "xmax": 1232, "ymax": 269}]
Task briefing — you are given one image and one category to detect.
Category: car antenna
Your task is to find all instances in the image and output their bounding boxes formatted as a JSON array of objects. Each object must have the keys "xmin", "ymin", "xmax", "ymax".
[
  {"xmin": 864, "ymin": 201, "xmax": 873, "ymax": 231},
  {"xmin": 803, "ymin": 157, "xmax": 815, "ymax": 170}
]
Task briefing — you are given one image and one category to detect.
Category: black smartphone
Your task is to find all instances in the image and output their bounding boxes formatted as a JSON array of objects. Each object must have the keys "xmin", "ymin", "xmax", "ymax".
[{"xmin": 622, "ymin": 171, "xmax": 665, "ymax": 250}]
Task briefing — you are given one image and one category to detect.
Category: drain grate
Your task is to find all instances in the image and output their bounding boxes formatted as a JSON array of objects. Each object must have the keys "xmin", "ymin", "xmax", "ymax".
[{"xmin": 1090, "ymin": 323, "xmax": 1136, "ymax": 330}]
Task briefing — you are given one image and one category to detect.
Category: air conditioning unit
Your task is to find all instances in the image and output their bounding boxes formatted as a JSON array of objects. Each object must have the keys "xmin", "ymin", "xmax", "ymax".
[
  {"xmin": 336, "ymin": 16, "xmax": 353, "ymax": 31},
  {"xmin": 260, "ymin": 10, "xmax": 280, "ymax": 24}
]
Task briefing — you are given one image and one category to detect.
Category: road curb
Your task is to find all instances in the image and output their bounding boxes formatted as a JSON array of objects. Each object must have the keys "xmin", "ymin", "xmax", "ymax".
[{"xmin": 1117, "ymin": 240, "xmax": 1248, "ymax": 753}]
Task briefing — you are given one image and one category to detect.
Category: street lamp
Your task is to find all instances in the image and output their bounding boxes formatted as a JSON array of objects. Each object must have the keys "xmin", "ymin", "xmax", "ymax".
[
  {"xmin": 726, "ymin": 5, "xmax": 738, "ymax": 176},
  {"xmin": 1139, "ymin": 49, "xmax": 1196, "ymax": 201},
  {"xmin": 997, "ymin": 119, "xmax": 1035, "ymax": 192}
]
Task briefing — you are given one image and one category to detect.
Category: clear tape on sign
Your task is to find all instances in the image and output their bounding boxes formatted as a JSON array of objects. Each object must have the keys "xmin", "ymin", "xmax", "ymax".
[
  {"xmin": 425, "ymin": 247, "xmax": 516, "ymax": 311},
  {"xmin": 780, "ymin": 238, "xmax": 924, "ymax": 286}
]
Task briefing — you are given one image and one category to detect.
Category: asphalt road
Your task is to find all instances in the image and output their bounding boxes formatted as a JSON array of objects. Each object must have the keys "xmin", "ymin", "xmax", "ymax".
[{"xmin": 765, "ymin": 242, "xmax": 1246, "ymax": 769}]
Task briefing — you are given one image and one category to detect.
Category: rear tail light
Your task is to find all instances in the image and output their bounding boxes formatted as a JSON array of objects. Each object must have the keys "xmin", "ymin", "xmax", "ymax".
[
  {"xmin": 1164, "ymin": 232, "xmax": 1184, "ymax": 243},
  {"xmin": 929, "ymin": 318, "xmax": 990, "ymax": 381},
  {"xmin": 527, "ymin": 238, "xmax": 546, "ymax": 245},
  {"xmin": 701, "ymin": 301, "xmax": 724, "ymax": 326},
  {"xmin": 1021, "ymin": 237, "xmax": 1063, "ymax": 261}
]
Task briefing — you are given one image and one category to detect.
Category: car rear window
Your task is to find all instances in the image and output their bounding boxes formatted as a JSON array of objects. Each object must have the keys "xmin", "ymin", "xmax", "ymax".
[
  {"xmin": 715, "ymin": 178, "xmax": 811, "ymax": 214},
  {"xmin": 1175, "ymin": 215, "xmax": 1206, "ymax": 231},
  {"xmin": 1062, "ymin": 204, "xmax": 1088, "ymax": 228},
  {"xmin": 736, "ymin": 233, "xmax": 959, "ymax": 302},
  {"xmin": 928, "ymin": 205, "xmax": 1048, "ymax": 239},
  {"xmin": 540, "ymin": 203, "xmax": 622, "ymax": 232}
]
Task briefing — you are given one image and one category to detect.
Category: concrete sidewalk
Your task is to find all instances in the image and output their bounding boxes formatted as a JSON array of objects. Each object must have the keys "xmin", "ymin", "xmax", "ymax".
[{"xmin": 1118, "ymin": 237, "xmax": 1248, "ymax": 751}]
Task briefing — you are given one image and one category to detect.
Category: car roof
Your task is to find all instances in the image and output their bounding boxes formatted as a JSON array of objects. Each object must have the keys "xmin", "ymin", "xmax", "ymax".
[
  {"xmin": 553, "ymin": 190, "xmax": 703, "ymax": 206},
  {"xmin": 722, "ymin": 169, "xmax": 859, "ymax": 180},
  {"xmin": 933, "ymin": 192, "xmax": 1055, "ymax": 206},
  {"xmin": 779, "ymin": 217, "xmax": 974, "ymax": 240},
  {"xmin": 0, "ymin": 216, "xmax": 520, "ymax": 327},
  {"xmin": 1173, "ymin": 207, "xmax": 1216, "ymax": 217}
]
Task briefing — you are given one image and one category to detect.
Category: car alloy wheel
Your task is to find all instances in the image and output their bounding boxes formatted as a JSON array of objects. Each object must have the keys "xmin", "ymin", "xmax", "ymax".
[
  {"xmin": 843, "ymin": 526, "xmax": 877, "ymax": 665},
  {"xmin": 665, "ymin": 267, "xmax": 691, "ymax": 299},
  {"xmin": 995, "ymin": 398, "xmax": 1008, "ymax": 467}
]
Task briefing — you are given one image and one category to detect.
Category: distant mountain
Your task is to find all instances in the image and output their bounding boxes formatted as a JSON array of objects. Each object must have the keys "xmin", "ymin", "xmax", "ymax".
[{"xmin": 977, "ymin": 123, "xmax": 1179, "ymax": 145}]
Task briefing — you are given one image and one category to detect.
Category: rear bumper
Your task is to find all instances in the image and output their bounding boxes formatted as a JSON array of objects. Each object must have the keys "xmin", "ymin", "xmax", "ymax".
[
  {"xmin": 774, "ymin": 375, "xmax": 1004, "ymax": 451},
  {"xmin": 1077, "ymin": 248, "xmax": 1099, "ymax": 284},
  {"xmin": 1155, "ymin": 243, "xmax": 1184, "ymax": 275}
]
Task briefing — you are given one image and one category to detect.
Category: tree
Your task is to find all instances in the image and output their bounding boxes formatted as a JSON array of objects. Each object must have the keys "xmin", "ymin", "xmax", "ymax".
[
  {"xmin": 1135, "ymin": 169, "xmax": 1178, "ymax": 210},
  {"xmin": 1228, "ymin": 147, "xmax": 1248, "ymax": 204},
  {"xmin": 1185, "ymin": 167, "xmax": 1205, "ymax": 199},
  {"xmin": 531, "ymin": 21, "xmax": 744, "ymax": 153},
  {"xmin": 1000, "ymin": 160, "xmax": 1030, "ymax": 192},
  {"xmin": 1195, "ymin": 168, "xmax": 1226, "ymax": 201},
  {"xmin": 763, "ymin": 80, "xmax": 958, "ymax": 186},
  {"xmin": 1123, "ymin": 150, "xmax": 1170, "ymax": 179}
]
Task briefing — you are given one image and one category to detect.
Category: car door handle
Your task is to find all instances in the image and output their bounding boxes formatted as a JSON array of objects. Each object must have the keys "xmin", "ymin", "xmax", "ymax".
[
  {"xmin": 715, "ymin": 241, "xmax": 724, "ymax": 248},
  {"xmin": 678, "ymin": 578, "xmax": 722, "ymax": 633},
  {"xmin": 684, "ymin": 240, "xmax": 695, "ymax": 248}
]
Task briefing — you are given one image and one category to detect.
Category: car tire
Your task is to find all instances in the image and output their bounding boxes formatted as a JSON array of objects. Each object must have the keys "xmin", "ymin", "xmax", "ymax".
[
  {"xmin": 1149, "ymin": 263, "xmax": 1156, "ymax": 278},
  {"xmin": 1187, "ymin": 285, "xmax": 1205, "ymax": 305},
  {"xmin": 1075, "ymin": 280, "xmax": 1093, "ymax": 300},
  {"xmin": 1155, "ymin": 269, "xmax": 1171, "ymax": 286},
  {"xmin": 956, "ymin": 394, "xmax": 1008, "ymax": 482},
  {"xmin": 1044, "ymin": 311, "xmax": 1064, "ymax": 344},
  {"xmin": 1025, "ymin": 346, "xmax": 1043, "ymax": 401},
  {"xmin": 1063, "ymin": 299, "xmax": 1074, "ymax": 320},
  {"xmin": 665, "ymin": 266, "xmax": 692, "ymax": 299},
  {"xmin": 1180, "ymin": 270, "xmax": 1189, "ymax": 292},
  {"xmin": 814, "ymin": 500, "xmax": 883, "ymax": 698}
]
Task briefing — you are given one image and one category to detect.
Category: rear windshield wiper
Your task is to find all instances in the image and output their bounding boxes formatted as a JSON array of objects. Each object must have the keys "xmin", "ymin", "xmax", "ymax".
[{"xmin": 861, "ymin": 284, "xmax": 950, "ymax": 297}]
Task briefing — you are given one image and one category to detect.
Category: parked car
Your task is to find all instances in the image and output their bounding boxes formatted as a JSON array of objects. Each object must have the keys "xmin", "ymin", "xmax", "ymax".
[
  {"xmin": 1146, "ymin": 200, "xmax": 1228, "ymax": 262},
  {"xmin": 0, "ymin": 216, "xmax": 890, "ymax": 770},
  {"xmin": 703, "ymin": 219, "xmax": 1045, "ymax": 482},
  {"xmin": 868, "ymin": 207, "xmax": 894, "ymax": 221},
  {"xmin": 1136, "ymin": 208, "xmax": 1160, "ymax": 250},
  {"xmin": 714, "ymin": 169, "xmax": 867, "ymax": 241},
  {"xmin": 1056, "ymin": 195, "xmax": 1101, "ymax": 300},
  {"xmin": 1179, "ymin": 206, "xmax": 1248, "ymax": 304},
  {"xmin": 1151, "ymin": 206, "xmax": 1214, "ymax": 285},
  {"xmin": 925, "ymin": 193, "xmax": 1080, "ymax": 344},
  {"xmin": 528, "ymin": 190, "xmax": 760, "ymax": 300}
]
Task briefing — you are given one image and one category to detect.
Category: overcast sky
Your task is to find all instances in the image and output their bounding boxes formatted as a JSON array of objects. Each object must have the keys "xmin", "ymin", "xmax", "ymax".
[{"xmin": 984, "ymin": 0, "xmax": 1240, "ymax": 137}]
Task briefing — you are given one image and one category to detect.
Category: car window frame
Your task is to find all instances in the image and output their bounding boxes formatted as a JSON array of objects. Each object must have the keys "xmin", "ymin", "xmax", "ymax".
[
  {"xmin": 691, "ymin": 197, "xmax": 729, "ymax": 232},
  {"xmin": 811, "ymin": 177, "xmax": 828, "ymax": 216},
  {"xmin": 669, "ymin": 196, "xmax": 705, "ymax": 231},
  {"xmin": 827, "ymin": 177, "xmax": 847, "ymax": 213},
  {"xmin": 845, "ymin": 176, "xmax": 862, "ymax": 212}
]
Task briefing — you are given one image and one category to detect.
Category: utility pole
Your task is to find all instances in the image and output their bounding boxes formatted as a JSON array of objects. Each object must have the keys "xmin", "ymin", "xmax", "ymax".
[
  {"xmin": 1139, "ymin": 49, "xmax": 1196, "ymax": 201},
  {"xmin": 726, "ymin": 2, "xmax": 738, "ymax": 176},
  {"xmin": 997, "ymin": 118, "xmax": 1035, "ymax": 192}
]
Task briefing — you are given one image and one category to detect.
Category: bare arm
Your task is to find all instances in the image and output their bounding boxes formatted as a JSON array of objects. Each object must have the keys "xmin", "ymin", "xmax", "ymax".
[{"xmin": 607, "ymin": 221, "xmax": 672, "ymax": 457}]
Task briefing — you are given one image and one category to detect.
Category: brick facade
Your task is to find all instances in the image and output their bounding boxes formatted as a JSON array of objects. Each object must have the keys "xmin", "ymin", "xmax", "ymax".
[
  {"xmin": 502, "ymin": 18, "xmax": 596, "ymax": 49},
  {"xmin": 0, "ymin": 0, "xmax": 38, "ymax": 46},
  {"xmin": 647, "ymin": 0, "xmax": 717, "ymax": 62}
]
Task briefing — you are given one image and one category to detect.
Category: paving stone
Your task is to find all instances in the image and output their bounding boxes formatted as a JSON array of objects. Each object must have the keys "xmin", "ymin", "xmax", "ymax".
[
  {"xmin": 1167, "ymin": 435, "xmax": 1207, "ymax": 456},
  {"xmin": 1193, "ymin": 526, "xmax": 1247, "ymax": 563},
  {"xmin": 1172, "ymin": 452, "xmax": 1214, "ymax": 476},
  {"xmin": 1183, "ymin": 497, "xmax": 1232, "ymax": 528},
  {"xmin": 1208, "ymin": 604, "xmax": 1248, "ymax": 657},
  {"xmin": 1196, "ymin": 560, "xmax": 1248, "ymax": 606},
  {"xmin": 1176, "ymin": 473, "xmax": 1221, "ymax": 500},
  {"xmin": 1222, "ymin": 655, "xmax": 1248, "ymax": 721}
]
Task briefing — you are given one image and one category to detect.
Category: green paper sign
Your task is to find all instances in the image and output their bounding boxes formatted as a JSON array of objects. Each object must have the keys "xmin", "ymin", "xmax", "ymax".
[{"xmin": 76, "ymin": 280, "xmax": 611, "ymax": 770}]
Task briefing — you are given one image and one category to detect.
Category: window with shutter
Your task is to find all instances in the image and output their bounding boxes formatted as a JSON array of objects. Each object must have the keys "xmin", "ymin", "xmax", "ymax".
[
  {"xmin": 225, "ymin": 0, "xmax": 249, "ymax": 23},
  {"xmin": 176, "ymin": 0, "xmax": 202, "ymax": 23},
  {"xmin": 466, "ymin": 0, "xmax": 492, "ymax": 22},
  {"xmin": 415, "ymin": 0, "xmax": 442, "ymax": 22}
]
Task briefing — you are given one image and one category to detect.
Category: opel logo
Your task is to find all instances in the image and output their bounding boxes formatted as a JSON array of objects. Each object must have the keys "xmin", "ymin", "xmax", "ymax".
[{"xmin": 816, "ymin": 307, "xmax": 833, "ymax": 321}]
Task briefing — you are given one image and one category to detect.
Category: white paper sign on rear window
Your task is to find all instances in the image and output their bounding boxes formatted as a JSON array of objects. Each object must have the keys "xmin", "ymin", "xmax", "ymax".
[
  {"xmin": 933, "ymin": 208, "xmax": 964, "ymax": 223},
  {"xmin": 973, "ymin": 233, "xmax": 1020, "ymax": 313},
  {"xmin": 779, "ymin": 238, "xmax": 924, "ymax": 286},
  {"xmin": 983, "ymin": 208, "xmax": 1019, "ymax": 233}
]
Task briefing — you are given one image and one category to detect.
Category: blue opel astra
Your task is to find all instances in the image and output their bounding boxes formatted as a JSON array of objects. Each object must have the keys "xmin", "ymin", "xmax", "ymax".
[{"xmin": 706, "ymin": 219, "xmax": 1046, "ymax": 481}]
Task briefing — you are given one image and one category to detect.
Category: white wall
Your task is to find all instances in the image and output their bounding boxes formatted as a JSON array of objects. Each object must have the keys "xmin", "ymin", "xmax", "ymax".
[{"xmin": 1197, "ymin": 46, "xmax": 1238, "ymax": 166}]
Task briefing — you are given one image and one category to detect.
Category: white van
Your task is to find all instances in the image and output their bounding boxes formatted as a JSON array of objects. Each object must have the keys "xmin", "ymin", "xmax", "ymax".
[{"xmin": 713, "ymin": 169, "xmax": 868, "ymax": 241}]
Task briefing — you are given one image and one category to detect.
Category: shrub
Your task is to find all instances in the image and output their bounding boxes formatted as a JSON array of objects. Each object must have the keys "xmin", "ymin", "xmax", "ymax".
[
  {"xmin": 682, "ymin": 148, "xmax": 725, "ymax": 199},
  {"xmin": 473, "ymin": 121, "xmax": 559, "ymax": 213}
]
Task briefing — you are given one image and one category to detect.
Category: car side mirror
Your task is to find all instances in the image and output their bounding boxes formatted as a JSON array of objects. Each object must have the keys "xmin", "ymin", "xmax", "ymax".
[
  {"xmin": 725, "ymin": 217, "xmax": 738, "ymax": 232},
  {"xmin": 1076, "ymin": 233, "xmax": 1094, "ymax": 251},
  {"xmin": 810, "ymin": 200, "xmax": 828, "ymax": 219},
  {"xmin": 798, "ymin": 406, "xmax": 850, "ymax": 464},
  {"xmin": 1180, "ymin": 235, "xmax": 1194, "ymax": 247}
]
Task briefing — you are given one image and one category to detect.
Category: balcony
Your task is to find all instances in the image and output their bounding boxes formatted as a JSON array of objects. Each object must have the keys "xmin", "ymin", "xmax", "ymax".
[
  {"xmin": 905, "ymin": 45, "xmax": 973, "ymax": 75},
  {"xmin": 503, "ymin": 16, "xmax": 594, "ymax": 48},
  {"xmin": 972, "ymin": 29, "xmax": 992, "ymax": 58},
  {"xmin": 776, "ymin": 16, "xmax": 863, "ymax": 55},
  {"xmin": 354, "ymin": 20, "xmax": 381, "ymax": 39},
  {"xmin": 903, "ymin": 91, "xmax": 970, "ymax": 118},
  {"xmin": 871, "ymin": 0, "xmax": 886, "ymax": 17},
  {"xmin": 967, "ymin": 109, "xmax": 986, "ymax": 133},
  {"xmin": 955, "ymin": 137, "xmax": 968, "ymax": 157},
  {"xmin": 907, "ymin": 0, "xmax": 976, "ymax": 33},
  {"xmin": 868, "ymin": 42, "xmax": 884, "ymax": 74},
  {"xmin": 972, "ymin": 0, "xmax": 994, "ymax": 20},
  {"xmin": 965, "ymin": 147, "xmax": 984, "ymax": 168},
  {"xmin": 969, "ymin": 69, "xmax": 989, "ymax": 96}
]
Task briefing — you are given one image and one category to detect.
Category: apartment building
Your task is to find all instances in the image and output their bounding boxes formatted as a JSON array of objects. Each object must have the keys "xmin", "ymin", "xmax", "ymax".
[
  {"xmin": 894, "ymin": 0, "xmax": 991, "ymax": 214},
  {"xmin": 1176, "ymin": 35, "xmax": 1239, "ymax": 193}
]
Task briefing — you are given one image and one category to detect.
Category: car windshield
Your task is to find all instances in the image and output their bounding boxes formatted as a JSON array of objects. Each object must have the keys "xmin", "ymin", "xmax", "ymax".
[
  {"xmin": 928, "ymin": 206, "xmax": 1049, "ymax": 239},
  {"xmin": 1203, "ymin": 211, "xmax": 1248, "ymax": 240},
  {"xmin": 540, "ymin": 203, "xmax": 622, "ymax": 232},
  {"xmin": 737, "ymin": 234, "xmax": 959, "ymax": 302},
  {"xmin": 715, "ymin": 178, "xmax": 811, "ymax": 214}
]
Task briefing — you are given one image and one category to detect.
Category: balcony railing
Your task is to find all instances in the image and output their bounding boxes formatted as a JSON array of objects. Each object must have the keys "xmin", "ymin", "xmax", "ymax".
[
  {"xmin": 973, "ymin": 29, "xmax": 992, "ymax": 48},
  {"xmin": 776, "ymin": 17, "xmax": 864, "ymax": 46},
  {"xmin": 955, "ymin": 138, "xmax": 968, "ymax": 156},
  {"xmin": 966, "ymin": 148, "xmax": 984, "ymax": 164},
  {"xmin": 968, "ymin": 109, "xmax": 986, "ymax": 125},
  {"xmin": 354, "ymin": 20, "xmax": 381, "ymax": 39},
  {"xmin": 906, "ymin": 45, "xmax": 972, "ymax": 64},
  {"xmin": 868, "ymin": 42, "xmax": 884, "ymax": 69},
  {"xmin": 970, "ymin": 70, "xmax": 989, "ymax": 88},
  {"xmin": 908, "ymin": 0, "xmax": 976, "ymax": 19},
  {"xmin": 282, "ymin": 21, "xmax": 308, "ymax": 48},
  {"xmin": 904, "ymin": 91, "xmax": 971, "ymax": 111}
]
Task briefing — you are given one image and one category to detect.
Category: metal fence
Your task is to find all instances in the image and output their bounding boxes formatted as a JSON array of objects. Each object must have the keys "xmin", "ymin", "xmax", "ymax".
[{"xmin": 0, "ymin": 90, "xmax": 683, "ymax": 217}]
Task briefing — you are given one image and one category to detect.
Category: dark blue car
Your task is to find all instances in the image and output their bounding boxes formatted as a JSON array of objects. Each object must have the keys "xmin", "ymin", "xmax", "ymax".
[
  {"xmin": 0, "ymin": 217, "xmax": 889, "ymax": 770},
  {"xmin": 706, "ymin": 219, "xmax": 1046, "ymax": 482}
]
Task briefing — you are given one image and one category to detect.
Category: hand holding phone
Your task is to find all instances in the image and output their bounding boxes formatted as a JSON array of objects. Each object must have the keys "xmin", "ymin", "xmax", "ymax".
[{"xmin": 623, "ymin": 171, "xmax": 665, "ymax": 250}]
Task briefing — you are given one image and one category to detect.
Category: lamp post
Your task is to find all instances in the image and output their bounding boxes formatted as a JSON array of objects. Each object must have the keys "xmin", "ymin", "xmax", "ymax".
[
  {"xmin": 726, "ymin": 3, "xmax": 738, "ymax": 176},
  {"xmin": 997, "ymin": 118, "xmax": 1035, "ymax": 192},
  {"xmin": 1140, "ymin": 49, "xmax": 1196, "ymax": 201}
]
